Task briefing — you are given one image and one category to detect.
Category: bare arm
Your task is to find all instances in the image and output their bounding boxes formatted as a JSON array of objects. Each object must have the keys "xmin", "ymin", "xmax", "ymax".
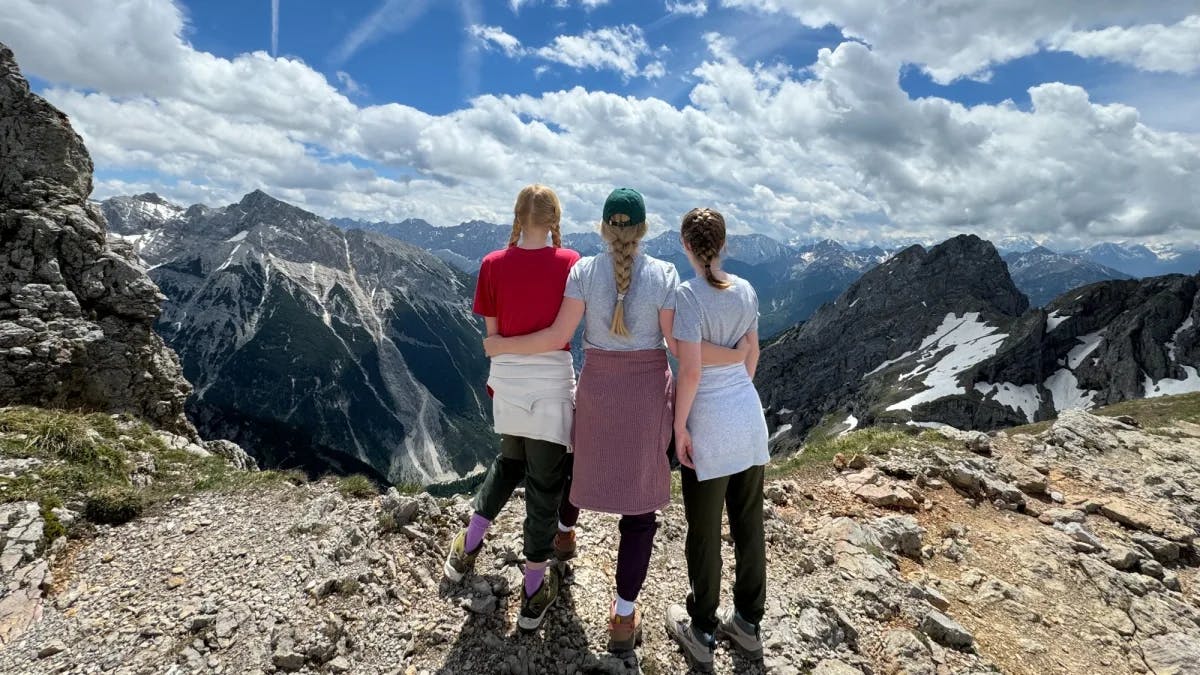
[
  {"xmin": 744, "ymin": 331, "xmax": 760, "ymax": 379},
  {"xmin": 673, "ymin": 339, "xmax": 702, "ymax": 469},
  {"xmin": 661, "ymin": 309, "xmax": 748, "ymax": 364},
  {"xmin": 484, "ymin": 316, "xmax": 499, "ymax": 338},
  {"xmin": 483, "ymin": 298, "xmax": 585, "ymax": 356}
]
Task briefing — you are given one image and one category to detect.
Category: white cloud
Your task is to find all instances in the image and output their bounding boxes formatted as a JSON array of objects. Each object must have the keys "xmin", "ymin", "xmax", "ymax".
[
  {"xmin": 335, "ymin": 71, "xmax": 367, "ymax": 96},
  {"xmin": 666, "ymin": 1, "xmax": 708, "ymax": 17},
  {"xmin": 4, "ymin": 0, "xmax": 1199, "ymax": 249},
  {"xmin": 1049, "ymin": 15, "xmax": 1200, "ymax": 74},
  {"xmin": 467, "ymin": 25, "xmax": 525, "ymax": 58},
  {"xmin": 719, "ymin": 0, "xmax": 1196, "ymax": 83},
  {"xmin": 536, "ymin": 25, "xmax": 662, "ymax": 80}
]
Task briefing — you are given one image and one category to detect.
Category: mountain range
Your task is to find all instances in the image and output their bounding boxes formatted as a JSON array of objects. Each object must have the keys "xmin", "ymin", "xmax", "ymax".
[
  {"xmin": 103, "ymin": 192, "xmax": 492, "ymax": 485},
  {"xmin": 102, "ymin": 193, "xmax": 1200, "ymax": 481},
  {"xmin": 757, "ymin": 235, "xmax": 1199, "ymax": 449}
]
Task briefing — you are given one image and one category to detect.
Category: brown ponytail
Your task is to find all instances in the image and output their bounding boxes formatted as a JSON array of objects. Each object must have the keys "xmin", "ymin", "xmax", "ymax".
[
  {"xmin": 509, "ymin": 184, "xmax": 562, "ymax": 247},
  {"xmin": 681, "ymin": 207, "xmax": 731, "ymax": 290},
  {"xmin": 601, "ymin": 215, "xmax": 649, "ymax": 336}
]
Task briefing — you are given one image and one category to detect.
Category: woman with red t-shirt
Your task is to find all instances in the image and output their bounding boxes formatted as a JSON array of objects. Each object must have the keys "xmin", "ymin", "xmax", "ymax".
[{"xmin": 442, "ymin": 184, "xmax": 580, "ymax": 634}]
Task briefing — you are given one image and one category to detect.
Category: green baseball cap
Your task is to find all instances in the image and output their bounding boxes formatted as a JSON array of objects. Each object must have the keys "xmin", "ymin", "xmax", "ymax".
[{"xmin": 602, "ymin": 188, "xmax": 646, "ymax": 226}]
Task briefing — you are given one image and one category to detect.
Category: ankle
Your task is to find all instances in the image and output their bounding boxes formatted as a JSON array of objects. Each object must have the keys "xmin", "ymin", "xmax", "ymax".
[{"xmin": 614, "ymin": 595, "xmax": 636, "ymax": 617}]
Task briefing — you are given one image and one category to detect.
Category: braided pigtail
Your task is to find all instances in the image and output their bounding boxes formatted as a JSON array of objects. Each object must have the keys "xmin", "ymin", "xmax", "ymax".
[
  {"xmin": 601, "ymin": 215, "xmax": 649, "ymax": 336},
  {"xmin": 510, "ymin": 184, "xmax": 563, "ymax": 247},
  {"xmin": 507, "ymin": 218, "xmax": 522, "ymax": 247},
  {"xmin": 681, "ymin": 208, "xmax": 732, "ymax": 290}
]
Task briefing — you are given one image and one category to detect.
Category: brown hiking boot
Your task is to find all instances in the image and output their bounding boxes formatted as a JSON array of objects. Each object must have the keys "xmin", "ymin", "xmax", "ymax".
[
  {"xmin": 553, "ymin": 529, "xmax": 577, "ymax": 562},
  {"xmin": 608, "ymin": 602, "xmax": 642, "ymax": 653}
]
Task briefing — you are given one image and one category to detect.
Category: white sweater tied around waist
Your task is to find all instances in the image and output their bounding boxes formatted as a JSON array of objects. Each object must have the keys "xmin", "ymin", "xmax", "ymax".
[{"xmin": 487, "ymin": 351, "xmax": 576, "ymax": 450}]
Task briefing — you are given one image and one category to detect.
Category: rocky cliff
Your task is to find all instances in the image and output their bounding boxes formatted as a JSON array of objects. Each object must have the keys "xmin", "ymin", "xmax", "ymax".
[{"xmin": 0, "ymin": 43, "xmax": 192, "ymax": 435}]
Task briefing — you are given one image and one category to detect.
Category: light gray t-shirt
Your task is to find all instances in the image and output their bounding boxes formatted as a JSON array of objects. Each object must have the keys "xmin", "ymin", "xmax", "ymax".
[
  {"xmin": 673, "ymin": 274, "xmax": 759, "ymax": 349},
  {"xmin": 565, "ymin": 252, "xmax": 679, "ymax": 351}
]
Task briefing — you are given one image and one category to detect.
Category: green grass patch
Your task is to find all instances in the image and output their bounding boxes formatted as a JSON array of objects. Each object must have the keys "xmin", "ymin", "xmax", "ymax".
[
  {"xmin": 768, "ymin": 427, "xmax": 940, "ymax": 479},
  {"xmin": 337, "ymin": 474, "xmax": 378, "ymax": 499},
  {"xmin": 0, "ymin": 406, "xmax": 300, "ymax": 533},
  {"xmin": 1005, "ymin": 392, "xmax": 1200, "ymax": 438}
]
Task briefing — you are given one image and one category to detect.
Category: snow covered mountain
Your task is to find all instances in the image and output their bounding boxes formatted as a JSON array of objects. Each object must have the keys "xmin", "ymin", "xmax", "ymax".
[
  {"xmin": 1003, "ymin": 246, "xmax": 1130, "ymax": 307},
  {"xmin": 1075, "ymin": 242, "xmax": 1200, "ymax": 278},
  {"xmin": 107, "ymin": 192, "xmax": 492, "ymax": 485},
  {"xmin": 758, "ymin": 235, "xmax": 1200, "ymax": 450}
]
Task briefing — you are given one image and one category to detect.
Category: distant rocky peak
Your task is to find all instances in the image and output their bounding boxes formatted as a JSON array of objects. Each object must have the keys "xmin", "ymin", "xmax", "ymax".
[{"xmin": 133, "ymin": 192, "xmax": 171, "ymax": 205}]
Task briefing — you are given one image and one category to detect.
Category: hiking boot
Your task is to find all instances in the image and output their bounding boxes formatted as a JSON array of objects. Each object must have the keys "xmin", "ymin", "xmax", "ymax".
[
  {"xmin": 442, "ymin": 529, "xmax": 480, "ymax": 583},
  {"xmin": 517, "ymin": 566, "xmax": 561, "ymax": 632},
  {"xmin": 665, "ymin": 604, "xmax": 714, "ymax": 672},
  {"xmin": 553, "ymin": 529, "xmax": 577, "ymax": 562},
  {"xmin": 717, "ymin": 606, "xmax": 763, "ymax": 658},
  {"xmin": 607, "ymin": 602, "xmax": 642, "ymax": 653}
]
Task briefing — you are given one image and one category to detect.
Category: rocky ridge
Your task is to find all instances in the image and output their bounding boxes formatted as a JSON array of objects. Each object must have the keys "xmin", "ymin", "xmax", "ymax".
[
  {"xmin": 759, "ymin": 235, "xmax": 1200, "ymax": 449},
  {"xmin": 2, "ymin": 395, "xmax": 1199, "ymax": 674},
  {"xmin": 0, "ymin": 43, "xmax": 193, "ymax": 435}
]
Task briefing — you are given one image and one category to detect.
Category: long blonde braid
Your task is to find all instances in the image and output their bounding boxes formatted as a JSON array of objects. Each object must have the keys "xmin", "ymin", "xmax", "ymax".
[
  {"xmin": 508, "ymin": 184, "xmax": 562, "ymax": 247},
  {"xmin": 601, "ymin": 215, "xmax": 649, "ymax": 337},
  {"xmin": 681, "ymin": 208, "xmax": 731, "ymax": 290}
]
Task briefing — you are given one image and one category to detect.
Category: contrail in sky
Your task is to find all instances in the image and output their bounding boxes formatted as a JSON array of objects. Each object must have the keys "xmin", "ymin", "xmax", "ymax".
[{"xmin": 271, "ymin": 0, "xmax": 279, "ymax": 56}]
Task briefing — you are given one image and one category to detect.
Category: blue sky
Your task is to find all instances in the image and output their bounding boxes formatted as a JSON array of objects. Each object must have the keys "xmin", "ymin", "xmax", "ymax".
[{"xmin": 3, "ymin": 0, "xmax": 1199, "ymax": 247}]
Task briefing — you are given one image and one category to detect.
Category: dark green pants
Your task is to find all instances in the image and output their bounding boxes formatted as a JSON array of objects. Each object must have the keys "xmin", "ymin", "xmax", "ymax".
[
  {"xmin": 472, "ymin": 435, "xmax": 568, "ymax": 564},
  {"xmin": 681, "ymin": 464, "xmax": 767, "ymax": 634}
]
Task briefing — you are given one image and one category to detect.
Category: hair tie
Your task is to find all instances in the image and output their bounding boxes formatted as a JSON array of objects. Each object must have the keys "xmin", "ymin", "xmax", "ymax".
[
  {"xmin": 617, "ymin": 292, "xmax": 627, "ymax": 302},
  {"xmin": 704, "ymin": 263, "xmax": 711, "ymax": 269}
]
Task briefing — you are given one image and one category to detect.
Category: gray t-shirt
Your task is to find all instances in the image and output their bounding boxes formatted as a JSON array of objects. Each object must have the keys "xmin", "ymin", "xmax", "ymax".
[
  {"xmin": 673, "ymin": 275, "xmax": 759, "ymax": 348},
  {"xmin": 565, "ymin": 253, "xmax": 679, "ymax": 351}
]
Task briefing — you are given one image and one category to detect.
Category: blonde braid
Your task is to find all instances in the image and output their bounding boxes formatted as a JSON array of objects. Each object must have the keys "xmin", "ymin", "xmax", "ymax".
[
  {"xmin": 507, "ymin": 218, "xmax": 522, "ymax": 247},
  {"xmin": 601, "ymin": 216, "xmax": 649, "ymax": 337},
  {"xmin": 550, "ymin": 221, "xmax": 562, "ymax": 248}
]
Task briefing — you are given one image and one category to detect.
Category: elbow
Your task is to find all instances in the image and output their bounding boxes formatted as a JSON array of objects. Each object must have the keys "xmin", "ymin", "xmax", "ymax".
[{"xmin": 677, "ymin": 365, "xmax": 701, "ymax": 384}]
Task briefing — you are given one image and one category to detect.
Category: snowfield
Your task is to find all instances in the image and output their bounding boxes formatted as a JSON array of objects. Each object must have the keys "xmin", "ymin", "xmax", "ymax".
[{"xmin": 886, "ymin": 313, "xmax": 1009, "ymax": 412}]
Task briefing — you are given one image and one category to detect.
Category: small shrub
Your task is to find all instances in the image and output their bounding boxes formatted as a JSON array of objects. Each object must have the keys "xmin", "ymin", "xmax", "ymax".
[
  {"xmin": 40, "ymin": 502, "xmax": 66, "ymax": 545},
  {"xmin": 281, "ymin": 469, "xmax": 309, "ymax": 485},
  {"xmin": 337, "ymin": 474, "xmax": 377, "ymax": 499},
  {"xmin": 377, "ymin": 512, "xmax": 399, "ymax": 534},
  {"xmin": 84, "ymin": 487, "xmax": 145, "ymax": 525}
]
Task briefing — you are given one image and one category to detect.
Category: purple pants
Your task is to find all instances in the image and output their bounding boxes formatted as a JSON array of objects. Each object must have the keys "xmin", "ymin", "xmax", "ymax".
[{"xmin": 560, "ymin": 457, "xmax": 659, "ymax": 601}]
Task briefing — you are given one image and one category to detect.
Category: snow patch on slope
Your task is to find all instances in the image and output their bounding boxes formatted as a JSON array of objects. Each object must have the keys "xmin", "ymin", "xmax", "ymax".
[
  {"xmin": 839, "ymin": 414, "xmax": 859, "ymax": 437},
  {"xmin": 1144, "ymin": 367, "xmax": 1200, "ymax": 398},
  {"xmin": 1046, "ymin": 310, "xmax": 1070, "ymax": 331},
  {"xmin": 886, "ymin": 313, "xmax": 1009, "ymax": 412},
  {"xmin": 1045, "ymin": 369, "xmax": 1097, "ymax": 412},
  {"xmin": 1067, "ymin": 331, "xmax": 1105, "ymax": 369},
  {"xmin": 1167, "ymin": 316, "xmax": 1194, "ymax": 362},
  {"xmin": 974, "ymin": 382, "xmax": 1041, "ymax": 423}
]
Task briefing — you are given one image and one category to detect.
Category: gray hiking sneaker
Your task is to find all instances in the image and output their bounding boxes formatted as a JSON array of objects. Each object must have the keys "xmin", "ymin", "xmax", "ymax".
[
  {"xmin": 665, "ymin": 604, "xmax": 714, "ymax": 672},
  {"xmin": 517, "ymin": 566, "xmax": 561, "ymax": 632},
  {"xmin": 717, "ymin": 606, "xmax": 763, "ymax": 658},
  {"xmin": 442, "ymin": 529, "xmax": 480, "ymax": 583}
]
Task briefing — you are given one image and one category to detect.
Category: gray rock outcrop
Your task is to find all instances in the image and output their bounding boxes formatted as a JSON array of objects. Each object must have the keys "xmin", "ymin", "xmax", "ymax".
[{"xmin": 0, "ymin": 43, "xmax": 193, "ymax": 435}]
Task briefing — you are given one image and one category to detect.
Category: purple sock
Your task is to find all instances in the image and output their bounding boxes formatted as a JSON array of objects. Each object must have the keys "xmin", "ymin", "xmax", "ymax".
[
  {"xmin": 464, "ymin": 513, "xmax": 490, "ymax": 553},
  {"xmin": 524, "ymin": 563, "xmax": 547, "ymax": 597}
]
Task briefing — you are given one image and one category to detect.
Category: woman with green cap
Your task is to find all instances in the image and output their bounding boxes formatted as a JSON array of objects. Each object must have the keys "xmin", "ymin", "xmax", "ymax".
[{"xmin": 483, "ymin": 188, "xmax": 747, "ymax": 653}]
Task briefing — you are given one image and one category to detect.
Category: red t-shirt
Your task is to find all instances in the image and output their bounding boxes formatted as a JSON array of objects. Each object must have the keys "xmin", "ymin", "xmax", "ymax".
[{"xmin": 473, "ymin": 245, "xmax": 581, "ymax": 351}]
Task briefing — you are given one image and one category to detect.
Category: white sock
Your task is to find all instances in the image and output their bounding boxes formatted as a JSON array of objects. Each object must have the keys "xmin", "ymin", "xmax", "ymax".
[
  {"xmin": 615, "ymin": 595, "xmax": 636, "ymax": 617},
  {"xmin": 558, "ymin": 521, "xmax": 575, "ymax": 533}
]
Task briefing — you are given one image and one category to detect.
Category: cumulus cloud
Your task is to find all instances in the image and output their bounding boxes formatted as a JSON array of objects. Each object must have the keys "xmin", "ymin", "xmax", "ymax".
[
  {"xmin": 1049, "ymin": 15, "xmax": 1200, "ymax": 74},
  {"xmin": 666, "ymin": 1, "xmax": 708, "ymax": 17},
  {"xmin": 720, "ymin": 0, "xmax": 1196, "ymax": 83},
  {"xmin": 536, "ymin": 25, "xmax": 665, "ymax": 80},
  {"xmin": 467, "ymin": 25, "xmax": 525, "ymax": 58},
  {"xmin": 4, "ymin": 0, "xmax": 1199, "ymax": 248}
]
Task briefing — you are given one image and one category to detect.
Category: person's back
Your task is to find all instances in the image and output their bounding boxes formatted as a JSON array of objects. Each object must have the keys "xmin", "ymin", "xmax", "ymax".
[
  {"xmin": 673, "ymin": 274, "xmax": 758, "ymax": 359},
  {"xmin": 568, "ymin": 251, "xmax": 678, "ymax": 351}
]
